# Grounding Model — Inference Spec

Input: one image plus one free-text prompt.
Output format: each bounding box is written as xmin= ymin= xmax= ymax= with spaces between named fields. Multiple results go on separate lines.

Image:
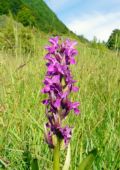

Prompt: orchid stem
xmin=53 ymin=138 xmax=60 ymax=170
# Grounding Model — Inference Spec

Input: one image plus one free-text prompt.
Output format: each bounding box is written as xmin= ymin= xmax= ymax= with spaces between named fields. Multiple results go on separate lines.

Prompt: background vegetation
xmin=0 ymin=0 xmax=120 ymax=169
xmin=1 ymin=31 xmax=120 ymax=169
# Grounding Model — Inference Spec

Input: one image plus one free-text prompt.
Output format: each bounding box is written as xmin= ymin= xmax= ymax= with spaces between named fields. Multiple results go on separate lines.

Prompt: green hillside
xmin=0 ymin=0 xmax=69 ymax=34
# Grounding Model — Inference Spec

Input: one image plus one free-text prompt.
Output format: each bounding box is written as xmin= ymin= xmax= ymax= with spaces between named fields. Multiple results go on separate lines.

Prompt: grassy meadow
xmin=0 ymin=27 xmax=120 ymax=170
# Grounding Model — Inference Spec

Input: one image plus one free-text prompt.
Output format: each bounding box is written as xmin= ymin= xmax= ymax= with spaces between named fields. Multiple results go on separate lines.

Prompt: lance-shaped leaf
xmin=23 ymin=144 xmax=31 ymax=170
xmin=78 ymin=149 xmax=97 ymax=170
xmin=63 ymin=144 xmax=71 ymax=170
xmin=31 ymin=158 xmax=39 ymax=170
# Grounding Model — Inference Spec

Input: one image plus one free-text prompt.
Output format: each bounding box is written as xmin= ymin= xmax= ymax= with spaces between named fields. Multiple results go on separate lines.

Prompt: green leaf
xmin=62 ymin=144 xmax=71 ymax=170
xmin=78 ymin=149 xmax=97 ymax=170
xmin=31 ymin=158 xmax=39 ymax=170
xmin=23 ymin=145 xmax=31 ymax=170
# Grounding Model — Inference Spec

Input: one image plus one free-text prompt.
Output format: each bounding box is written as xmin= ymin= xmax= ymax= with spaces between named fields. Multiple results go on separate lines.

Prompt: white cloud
xmin=67 ymin=12 xmax=120 ymax=41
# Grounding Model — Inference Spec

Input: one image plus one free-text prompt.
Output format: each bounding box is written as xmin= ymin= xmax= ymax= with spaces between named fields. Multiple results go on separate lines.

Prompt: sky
xmin=45 ymin=0 xmax=120 ymax=41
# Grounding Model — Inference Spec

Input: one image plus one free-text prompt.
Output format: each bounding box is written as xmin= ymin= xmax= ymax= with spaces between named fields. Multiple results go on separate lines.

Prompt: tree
xmin=78 ymin=35 xmax=89 ymax=44
xmin=107 ymin=29 xmax=120 ymax=51
xmin=17 ymin=6 xmax=36 ymax=27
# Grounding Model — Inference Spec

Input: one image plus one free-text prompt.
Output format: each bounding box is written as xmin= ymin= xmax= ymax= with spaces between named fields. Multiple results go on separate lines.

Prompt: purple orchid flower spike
xmin=42 ymin=36 xmax=80 ymax=149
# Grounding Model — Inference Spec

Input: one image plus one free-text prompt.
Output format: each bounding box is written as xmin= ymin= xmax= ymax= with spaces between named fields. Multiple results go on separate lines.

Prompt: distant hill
xmin=0 ymin=0 xmax=112 ymax=51
xmin=0 ymin=0 xmax=69 ymax=34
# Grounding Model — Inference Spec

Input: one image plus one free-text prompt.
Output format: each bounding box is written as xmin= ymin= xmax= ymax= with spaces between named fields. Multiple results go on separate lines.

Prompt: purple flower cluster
xmin=42 ymin=37 xmax=80 ymax=148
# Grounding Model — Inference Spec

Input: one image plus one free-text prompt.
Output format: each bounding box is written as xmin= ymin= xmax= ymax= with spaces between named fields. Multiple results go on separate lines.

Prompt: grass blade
xmin=78 ymin=149 xmax=97 ymax=170
xmin=62 ymin=144 xmax=71 ymax=170
xmin=0 ymin=157 xmax=10 ymax=169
